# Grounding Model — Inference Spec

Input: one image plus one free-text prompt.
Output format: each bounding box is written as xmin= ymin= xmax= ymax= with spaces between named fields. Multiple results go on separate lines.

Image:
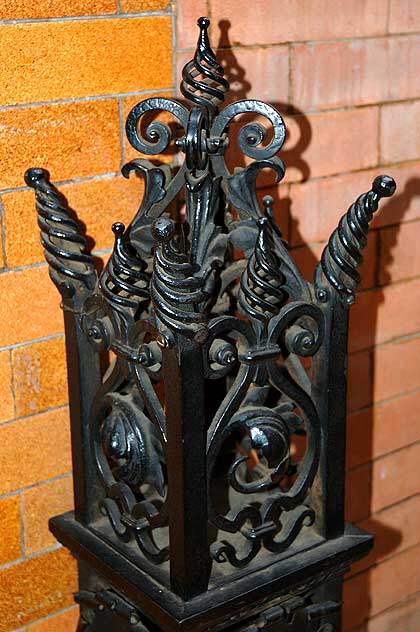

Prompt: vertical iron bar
xmin=312 ymin=296 xmax=348 ymax=539
xmin=163 ymin=334 xmax=211 ymax=600
xmin=62 ymin=301 xmax=102 ymax=525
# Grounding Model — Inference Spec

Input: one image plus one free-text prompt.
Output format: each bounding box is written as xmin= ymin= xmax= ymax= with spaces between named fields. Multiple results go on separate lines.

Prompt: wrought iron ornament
xmin=25 ymin=16 xmax=395 ymax=632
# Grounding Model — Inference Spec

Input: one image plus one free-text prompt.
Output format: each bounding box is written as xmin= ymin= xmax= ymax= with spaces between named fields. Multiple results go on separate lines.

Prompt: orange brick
xmin=348 ymin=351 xmax=372 ymax=412
xmin=0 ymin=100 xmax=120 ymax=190
xmin=347 ymin=389 xmax=420 ymax=469
xmin=12 ymin=337 xmax=67 ymax=418
xmin=2 ymin=174 xmax=145 ymax=267
xmin=0 ymin=350 xmax=14 ymax=423
xmin=380 ymin=100 xmax=420 ymax=164
xmin=212 ymin=0 xmax=387 ymax=46
xmin=23 ymin=476 xmax=74 ymax=554
xmin=344 ymin=545 xmax=420 ymax=629
xmin=389 ymin=0 xmax=420 ymax=33
xmin=379 ymin=220 xmax=420 ymax=284
xmin=367 ymin=592 xmax=420 ymax=632
xmin=284 ymin=107 xmax=378 ymax=182
xmin=0 ymin=267 xmax=63 ymax=347
xmin=176 ymin=0 xmax=208 ymax=49
xmin=121 ymin=0 xmax=170 ymax=10
xmin=1 ymin=17 xmax=172 ymax=107
xmin=0 ymin=495 xmax=21 ymax=565
xmin=351 ymin=494 xmax=420 ymax=576
xmin=349 ymin=278 xmax=420 ymax=354
xmin=27 ymin=607 xmax=80 ymax=632
xmin=292 ymin=37 xmax=420 ymax=111
xmin=0 ymin=0 xmax=115 ymax=19
xmin=373 ymin=336 xmax=420 ymax=402
xmin=0 ymin=407 xmax=71 ymax=494
xmin=0 ymin=547 xmax=77 ymax=630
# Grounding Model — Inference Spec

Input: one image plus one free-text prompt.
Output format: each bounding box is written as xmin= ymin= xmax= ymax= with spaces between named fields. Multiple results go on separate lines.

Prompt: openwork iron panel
xmin=25 ymin=16 xmax=395 ymax=613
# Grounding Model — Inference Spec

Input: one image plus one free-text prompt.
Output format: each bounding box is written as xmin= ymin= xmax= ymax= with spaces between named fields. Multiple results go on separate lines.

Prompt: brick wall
xmin=1 ymin=0 xmax=420 ymax=630
xmin=0 ymin=1 xmax=173 ymax=630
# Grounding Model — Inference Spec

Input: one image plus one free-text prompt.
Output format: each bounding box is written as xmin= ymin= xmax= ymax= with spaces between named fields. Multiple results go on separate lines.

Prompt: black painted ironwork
xmin=25 ymin=16 xmax=396 ymax=632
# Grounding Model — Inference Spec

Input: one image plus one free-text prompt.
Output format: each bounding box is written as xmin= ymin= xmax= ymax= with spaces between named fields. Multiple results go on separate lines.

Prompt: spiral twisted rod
xmin=321 ymin=175 xmax=396 ymax=304
xmin=150 ymin=217 xmax=207 ymax=334
xmin=24 ymin=168 xmax=96 ymax=293
xmin=99 ymin=222 xmax=149 ymax=311
xmin=239 ymin=213 xmax=287 ymax=323
xmin=181 ymin=17 xmax=229 ymax=113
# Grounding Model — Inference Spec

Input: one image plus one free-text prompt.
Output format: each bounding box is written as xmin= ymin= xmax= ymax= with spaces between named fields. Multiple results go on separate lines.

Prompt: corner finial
xmin=180 ymin=16 xmax=229 ymax=114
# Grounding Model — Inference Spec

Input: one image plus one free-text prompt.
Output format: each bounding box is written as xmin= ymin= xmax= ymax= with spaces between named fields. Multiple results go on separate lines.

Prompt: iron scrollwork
xmin=26 ymin=14 xmax=396 ymax=582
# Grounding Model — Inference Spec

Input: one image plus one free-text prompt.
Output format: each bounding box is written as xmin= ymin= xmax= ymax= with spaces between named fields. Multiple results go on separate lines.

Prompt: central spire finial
xmin=180 ymin=16 xmax=229 ymax=114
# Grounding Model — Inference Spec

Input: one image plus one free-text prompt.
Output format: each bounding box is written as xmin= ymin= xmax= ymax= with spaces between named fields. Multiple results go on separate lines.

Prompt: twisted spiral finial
xmin=99 ymin=222 xmax=150 ymax=312
xmin=150 ymin=217 xmax=207 ymax=335
xmin=320 ymin=175 xmax=396 ymax=305
xmin=24 ymin=168 xmax=96 ymax=296
xmin=239 ymin=213 xmax=287 ymax=323
xmin=181 ymin=17 xmax=229 ymax=113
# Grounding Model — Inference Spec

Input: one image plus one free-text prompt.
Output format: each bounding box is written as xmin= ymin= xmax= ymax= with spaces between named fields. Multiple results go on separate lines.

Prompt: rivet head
xmin=316 ymin=288 xmax=328 ymax=303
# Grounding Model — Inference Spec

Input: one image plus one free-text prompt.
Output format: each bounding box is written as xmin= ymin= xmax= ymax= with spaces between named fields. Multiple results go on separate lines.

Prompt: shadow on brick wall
xmin=216 ymin=17 xmax=420 ymax=631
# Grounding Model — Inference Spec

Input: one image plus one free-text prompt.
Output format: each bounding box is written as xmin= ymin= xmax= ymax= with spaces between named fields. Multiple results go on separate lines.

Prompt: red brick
xmin=389 ymin=0 xmax=420 ymax=34
xmin=380 ymin=100 xmax=420 ymax=164
xmin=344 ymin=545 xmax=420 ymax=628
xmin=0 ymin=18 xmax=172 ymax=107
xmin=291 ymin=233 xmax=376 ymax=290
xmin=0 ymin=100 xmax=120 ymax=190
xmin=367 ymin=592 xmax=420 ymax=632
xmin=290 ymin=163 xmax=420 ymax=245
xmin=293 ymin=36 xmax=420 ymax=112
xmin=379 ymin=220 xmax=420 ymax=284
xmin=351 ymin=494 xmax=420 ymax=576
xmin=373 ymin=336 xmax=420 ymax=402
xmin=176 ymin=0 xmax=208 ymax=49
xmin=292 ymin=39 xmax=384 ymax=111
xmin=348 ymin=351 xmax=372 ymax=412
xmin=343 ymin=571 xmax=370 ymax=630
xmin=284 ymin=108 xmax=378 ymax=182
xmin=0 ymin=267 xmax=63 ymax=347
xmin=346 ymin=463 xmax=372 ymax=523
xmin=347 ymin=389 xmax=420 ymax=469
xmin=349 ymin=278 xmax=420 ymax=354
xmin=211 ymin=0 xmax=387 ymax=46
xmin=371 ymin=442 xmax=420 ymax=513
